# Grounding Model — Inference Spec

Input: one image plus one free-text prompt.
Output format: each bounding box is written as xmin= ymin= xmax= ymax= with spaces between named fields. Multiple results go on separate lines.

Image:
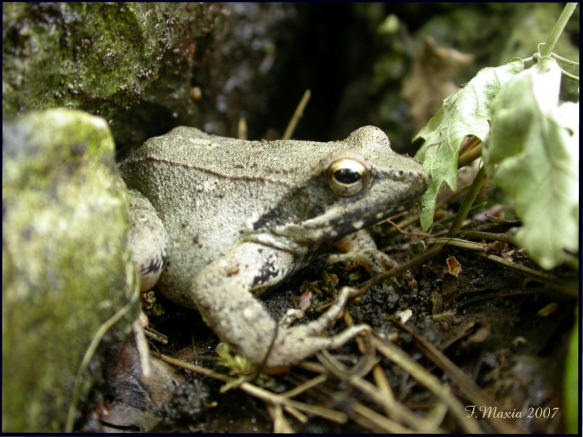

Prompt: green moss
xmin=2 ymin=3 xmax=221 ymax=120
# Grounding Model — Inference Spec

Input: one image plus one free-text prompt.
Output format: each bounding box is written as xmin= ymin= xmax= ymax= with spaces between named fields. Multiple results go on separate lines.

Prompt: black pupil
xmin=334 ymin=168 xmax=361 ymax=184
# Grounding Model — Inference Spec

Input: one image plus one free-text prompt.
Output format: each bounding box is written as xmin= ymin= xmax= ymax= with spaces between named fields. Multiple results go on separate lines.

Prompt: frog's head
xmin=249 ymin=126 xmax=428 ymax=253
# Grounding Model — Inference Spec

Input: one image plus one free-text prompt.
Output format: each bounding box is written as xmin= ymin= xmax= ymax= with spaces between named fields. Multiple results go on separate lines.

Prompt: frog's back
xmin=123 ymin=126 xmax=355 ymax=180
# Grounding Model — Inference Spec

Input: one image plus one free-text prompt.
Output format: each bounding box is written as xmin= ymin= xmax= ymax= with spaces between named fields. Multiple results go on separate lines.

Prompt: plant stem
xmin=540 ymin=3 xmax=578 ymax=58
xmin=447 ymin=165 xmax=487 ymax=238
xmin=283 ymin=89 xmax=311 ymax=140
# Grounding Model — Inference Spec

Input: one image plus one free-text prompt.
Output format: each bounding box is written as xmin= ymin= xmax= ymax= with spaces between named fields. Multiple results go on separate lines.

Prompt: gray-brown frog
xmin=119 ymin=126 xmax=427 ymax=368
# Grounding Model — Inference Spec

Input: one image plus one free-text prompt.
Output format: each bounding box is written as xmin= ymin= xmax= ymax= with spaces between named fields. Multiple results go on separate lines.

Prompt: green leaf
xmin=486 ymin=58 xmax=579 ymax=269
xmin=563 ymin=313 xmax=578 ymax=434
xmin=414 ymin=59 xmax=524 ymax=230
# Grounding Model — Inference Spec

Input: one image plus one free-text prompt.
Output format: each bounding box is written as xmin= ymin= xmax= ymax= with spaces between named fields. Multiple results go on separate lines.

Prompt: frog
xmin=119 ymin=126 xmax=427 ymax=368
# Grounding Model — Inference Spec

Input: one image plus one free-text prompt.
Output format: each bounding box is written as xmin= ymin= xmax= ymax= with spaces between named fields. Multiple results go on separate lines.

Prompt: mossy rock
xmin=2 ymin=108 xmax=141 ymax=432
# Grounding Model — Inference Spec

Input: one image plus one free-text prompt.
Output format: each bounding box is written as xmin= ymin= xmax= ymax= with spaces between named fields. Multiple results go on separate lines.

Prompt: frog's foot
xmin=328 ymin=230 xmax=418 ymax=290
xmin=264 ymin=286 xmax=370 ymax=368
xmin=328 ymin=230 xmax=397 ymax=274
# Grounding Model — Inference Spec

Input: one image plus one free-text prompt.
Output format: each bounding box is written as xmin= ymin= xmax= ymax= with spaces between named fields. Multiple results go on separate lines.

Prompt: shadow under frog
xmin=119 ymin=126 xmax=427 ymax=368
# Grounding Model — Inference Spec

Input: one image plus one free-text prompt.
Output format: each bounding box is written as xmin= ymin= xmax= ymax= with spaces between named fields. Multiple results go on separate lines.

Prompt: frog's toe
xmin=266 ymin=324 xmax=370 ymax=368
xmin=328 ymin=230 xmax=398 ymax=274
xmin=263 ymin=286 xmax=372 ymax=367
xmin=328 ymin=248 xmax=396 ymax=274
xmin=279 ymin=309 xmax=304 ymax=328
xmin=294 ymin=286 xmax=365 ymax=337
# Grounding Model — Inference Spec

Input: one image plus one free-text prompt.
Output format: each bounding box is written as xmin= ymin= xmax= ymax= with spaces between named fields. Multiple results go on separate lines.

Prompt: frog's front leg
xmin=192 ymin=242 xmax=369 ymax=368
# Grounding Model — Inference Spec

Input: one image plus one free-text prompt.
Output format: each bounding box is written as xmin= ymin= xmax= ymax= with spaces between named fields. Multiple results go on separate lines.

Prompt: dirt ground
xmin=81 ymin=203 xmax=577 ymax=433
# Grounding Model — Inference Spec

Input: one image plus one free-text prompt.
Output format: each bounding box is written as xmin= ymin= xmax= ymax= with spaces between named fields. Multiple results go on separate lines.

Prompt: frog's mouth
xmin=241 ymin=199 xmax=416 ymax=256
xmin=291 ymin=196 xmax=420 ymax=244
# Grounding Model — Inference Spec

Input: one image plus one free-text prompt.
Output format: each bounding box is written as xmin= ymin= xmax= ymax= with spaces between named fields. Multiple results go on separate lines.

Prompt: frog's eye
xmin=327 ymin=158 xmax=368 ymax=197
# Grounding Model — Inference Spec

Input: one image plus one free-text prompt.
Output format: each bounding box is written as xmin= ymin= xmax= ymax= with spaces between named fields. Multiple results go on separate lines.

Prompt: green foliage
xmin=413 ymin=3 xmax=579 ymax=270
xmin=486 ymin=58 xmax=579 ymax=269
xmin=413 ymin=59 xmax=524 ymax=229
xmin=215 ymin=342 xmax=258 ymax=378
xmin=563 ymin=313 xmax=579 ymax=433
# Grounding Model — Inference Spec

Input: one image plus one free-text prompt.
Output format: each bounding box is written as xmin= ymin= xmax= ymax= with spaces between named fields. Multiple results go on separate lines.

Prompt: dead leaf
xmin=402 ymin=37 xmax=474 ymax=131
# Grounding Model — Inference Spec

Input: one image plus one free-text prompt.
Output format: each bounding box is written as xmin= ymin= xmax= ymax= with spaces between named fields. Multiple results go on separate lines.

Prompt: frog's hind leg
xmin=127 ymin=189 xmax=167 ymax=293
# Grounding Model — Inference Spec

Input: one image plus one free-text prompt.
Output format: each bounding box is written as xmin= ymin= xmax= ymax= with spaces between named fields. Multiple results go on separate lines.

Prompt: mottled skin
xmin=119 ymin=126 xmax=427 ymax=367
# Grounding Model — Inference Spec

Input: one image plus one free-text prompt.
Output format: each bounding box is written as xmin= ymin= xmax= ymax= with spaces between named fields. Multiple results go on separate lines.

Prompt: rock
xmin=2 ymin=108 xmax=141 ymax=432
